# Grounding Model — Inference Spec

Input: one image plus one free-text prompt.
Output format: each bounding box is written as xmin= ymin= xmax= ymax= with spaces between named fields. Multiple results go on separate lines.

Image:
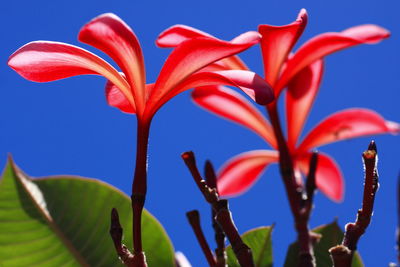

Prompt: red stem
xmin=267 ymin=102 xmax=302 ymax=215
xmin=131 ymin=120 xmax=151 ymax=266
xmin=267 ymin=102 xmax=315 ymax=267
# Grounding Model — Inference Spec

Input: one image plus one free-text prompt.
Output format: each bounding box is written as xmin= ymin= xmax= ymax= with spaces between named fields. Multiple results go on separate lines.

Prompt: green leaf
xmin=226 ymin=226 xmax=273 ymax=267
xmin=284 ymin=221 xmax=364 ymax=267
xmin=0 ymin=159 xmax=175 ymax=267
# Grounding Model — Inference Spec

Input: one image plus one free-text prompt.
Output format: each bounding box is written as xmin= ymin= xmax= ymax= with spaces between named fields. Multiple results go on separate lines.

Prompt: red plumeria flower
xmin=7 ymin=14 xmax=276 ymax=258
xmin=193 ymin=63 xmax=399 ymax=201
xmin=7 ymin=12 xmax=275 ymax=201
xmin=155 ymin=9 xmax=397 ymax=202
xmin=156 ymin=9 xmax=390 ymax=98
xmin=8 ymin=13 xmax=274 ymax=126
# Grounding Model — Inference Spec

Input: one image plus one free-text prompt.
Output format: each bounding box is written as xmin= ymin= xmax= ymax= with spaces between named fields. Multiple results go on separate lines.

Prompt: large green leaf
xmin=226 ymin=226 xmax=273 ymax=267
xmin=0 ymin=159 xmax=175 ymax=267
xmin=284 ymin=221 xmax=364 ymax=267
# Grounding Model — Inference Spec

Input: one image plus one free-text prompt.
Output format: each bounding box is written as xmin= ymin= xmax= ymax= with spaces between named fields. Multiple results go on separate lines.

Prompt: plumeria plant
xmin=7 ymin=13 xmax=274 ymax=267
xmin=156 ymin=9 xmax=398 ymax=265
xmin=1 ymin=9 xmax=398 ymax=267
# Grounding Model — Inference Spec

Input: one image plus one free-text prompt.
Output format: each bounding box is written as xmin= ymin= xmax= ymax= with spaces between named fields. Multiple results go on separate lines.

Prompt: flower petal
xmin=286 ymin=60 xmax=324 ymax=150
xmin=105 ymin=73 xmax=136 ymax=114
xmin=148 ymin=27 xmax=263 ymax=112
xmin=298 ymin=108 xmax=400 ymax=153
xmin=78 ymin=13 xmax=146 ymax=113
xmin=8 ymin=41 xmax=134 ymax=106
xmin=192 ymin=85 xmax=277 ymax=148
xmin=156 ymin=24 xmax=214 ymax=47
xmin=258 ymin=9 xmax=308 ymax=87
xmin=296 ymin=152 xmax=344 ymax=202
xmin=156 ymin=24 xmax=249 ymax=71
xmin=146 ymin=70 xmax=274 ymax=117
xmin=277 ymin=24 xmax=390 ymax=93
xmin=151 ymin=34 xmax=261 ymax=109
xmin=217 ymin=150 xmax=279 ymax=197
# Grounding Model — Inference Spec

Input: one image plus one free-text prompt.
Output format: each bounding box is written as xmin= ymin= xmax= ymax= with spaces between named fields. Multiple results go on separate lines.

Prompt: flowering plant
xmin=1 ymin=9 xmax=398 ymax=267
xmin=156 ymin=9 xmax=397 ymax=200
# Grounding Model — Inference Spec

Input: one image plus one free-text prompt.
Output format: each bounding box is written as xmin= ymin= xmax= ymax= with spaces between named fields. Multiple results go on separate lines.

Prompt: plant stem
xmin=330 ymin=141 xmax=379 ymax=267
xmin=205 ymin=161 xmax=227 ymax=267
xmin=131 ymin=120 xmax=151 ymax=267
xmin=187 ymin=210 xmax=217 ymax=267
xmin=305 ymin=152 xmax=318 ymax=212
xmin=110 ymin=208 xmax=135 ymax=266
xmin=267 ymin=102 xmax=302 ymax=216
xmin=182 ymin=152 xmax=254 ymax=267
xmin=267 ymin=102 xmax=315 ymax=267
xmin=342 ymin=141 xmax=378 ymax=249
xmin=215 ymin=200 xmax=254 ymax=267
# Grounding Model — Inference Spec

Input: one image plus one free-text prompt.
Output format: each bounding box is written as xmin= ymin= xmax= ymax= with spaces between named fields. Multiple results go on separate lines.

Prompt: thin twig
xmin=186 ymin=210 xmax=216 ymax=267
xmin=330 ymin=141 xmax=379 ymax=266
xmin=110 ymin=208 xmax=135 ymax=267
xmin=182 ymin=151 xmax=254 ymax=267
xmin=205 ymin=161 xmax=227 ymax=267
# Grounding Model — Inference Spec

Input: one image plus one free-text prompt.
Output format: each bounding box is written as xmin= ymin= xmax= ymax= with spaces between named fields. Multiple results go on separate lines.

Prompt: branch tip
xmin=331 ymin=142 xmax=379 ymax=266
xmin=184 ymin=155 xmax=253 ymax=266
xmin=110 ymin=208 xmax=123 ymax=243
xmin=109 ymin=208 xmax=137 ymax=266
xmin=186 ymin=210 xmax=200 ymax=224
xmin=111 ymin=208 xmax=120 ymax=224
xmin=181 ymin=151 xmax=195 ymax=162
xmin=186 ymin=210 xmax=216 ymax=266
xmin=368 ymin=140 xmax=377 ymax=153
xmin=205 ymin=160 xmax=217 ymax=189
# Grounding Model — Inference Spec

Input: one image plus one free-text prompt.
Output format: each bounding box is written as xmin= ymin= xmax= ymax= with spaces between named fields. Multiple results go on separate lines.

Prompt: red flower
xmin=8 ymin=13 xmax=274 ymax=124
xmin=156 ymin=9 xmax=397 ymax=201
xmin=7 ymin=12 xmax=276 ymax=198
xmin=7 ymin=13 xmax=276 ymax=261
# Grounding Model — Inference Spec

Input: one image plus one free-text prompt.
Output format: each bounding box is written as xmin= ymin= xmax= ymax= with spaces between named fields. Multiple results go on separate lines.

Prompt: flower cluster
xmin=156 ymin=9 xmax=398 ymax=201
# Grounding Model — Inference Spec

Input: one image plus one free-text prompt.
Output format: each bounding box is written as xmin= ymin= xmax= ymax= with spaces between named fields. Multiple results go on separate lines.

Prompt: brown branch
xmin=215 ymin=200 xmax=254 ymax=267
xmin=295 ymin=151 xmax=319 ymax=267
xmin=182 ymin=151 xmax=254 ymax=267
xmin=329 ymin=245 xmax=352 ymax=267
xmin=267 ymin=103 xmax=302 ymax=217
xmin=110 ymin=208 xmax=135 ymax=266
xmin=205 ymin=161 xmax=227 ymax=267
xmin=330 ymin=141 xmax=379 ymax=267
xmin=304 ymin=151 xmax=318 ymax=213
xmin=186 ymin=210 xmax=216 ymax=267
xmin=267 ymin=103 xmax=315 ymax=267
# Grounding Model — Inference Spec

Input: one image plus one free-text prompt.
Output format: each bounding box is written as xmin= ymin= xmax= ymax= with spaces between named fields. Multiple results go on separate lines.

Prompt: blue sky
xmin=2 ymin=0 xmax=399 ymax=265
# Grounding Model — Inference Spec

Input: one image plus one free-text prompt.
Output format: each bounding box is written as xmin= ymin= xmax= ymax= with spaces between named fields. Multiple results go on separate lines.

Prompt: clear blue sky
xmin=2 ymin=0 xmax=399 ymax=265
